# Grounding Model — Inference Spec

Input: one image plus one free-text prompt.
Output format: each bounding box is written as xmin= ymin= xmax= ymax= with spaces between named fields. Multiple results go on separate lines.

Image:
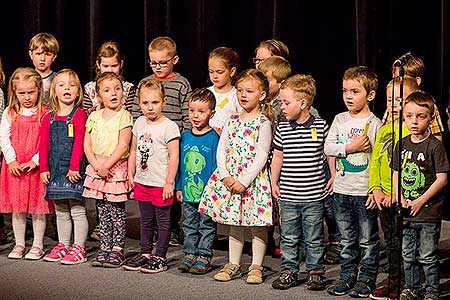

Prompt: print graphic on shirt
xmin=183 ymin=146 xmax=206 ymax=201
xmin=402 ymin=161 xmax=425 ymax=200
xmin=218 ymin=98 xmax=229 ymax=109
xmin=336 ymin=132 xmax=369 ymax=176
xmin=380 ymin=133 xmax=394 ymax=161
xmin=138 ymin=133 xmax=154 ymax=171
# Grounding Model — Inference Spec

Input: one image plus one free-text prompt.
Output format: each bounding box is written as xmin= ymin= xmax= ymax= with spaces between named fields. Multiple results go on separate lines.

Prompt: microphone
xmin=393 ymin=52 xmax=413 ymax=67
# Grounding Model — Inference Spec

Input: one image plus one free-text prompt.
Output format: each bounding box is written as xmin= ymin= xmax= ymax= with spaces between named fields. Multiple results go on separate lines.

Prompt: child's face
xmin=54 ymin=73 xmax=79 ymax=107
xmin=280 ymin=88 xmax=307 ymax=121
xmin=403 ymin=102 xmax=432 ymax=137
xmin=189 ymin=100 xmax=213 ymax=132
xmin=265 ymin=71 xmax=280 ymax=100
xmin=97 ymin=78 xmax=123 ymax=111
xmin=149 ymin=49 xmax=178 ymax=78
xmin=139 ymin=87 xmax=165 ymax=122
xmin=97 ymin=55 xmax=122 ymax=75
xmin=208 ymin=57 xmax=235 ymax=90
xmin=254 ymin=47 xmax=271 ymax=69
xmin=342 ymin=79 xmax=373 ymax=115
xmin=15 ymin=80 xmax=39 ymax=109
xmin=28 ymin=46 xmax=56 ymax=74
xmin=236 ymin=78 xmax=266 ymax=113
xmin=386 ymin=84 xmax=414 ymax=121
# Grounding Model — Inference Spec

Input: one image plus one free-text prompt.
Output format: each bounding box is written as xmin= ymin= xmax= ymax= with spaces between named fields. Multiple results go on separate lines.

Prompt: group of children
xmin=0 ymin=32 xmax=448 ymax=300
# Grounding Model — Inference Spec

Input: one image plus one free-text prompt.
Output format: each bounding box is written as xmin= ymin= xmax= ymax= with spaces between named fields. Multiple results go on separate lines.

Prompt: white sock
xmin=229 ymin=226 xmax=245 ymax=265
xmin=12 ymin=213 xmax=26 ymax=247
xmin=31 ymin=214 xmax=46 ymax=249
xmin=251 ymin=227 xmax=267 ymax=266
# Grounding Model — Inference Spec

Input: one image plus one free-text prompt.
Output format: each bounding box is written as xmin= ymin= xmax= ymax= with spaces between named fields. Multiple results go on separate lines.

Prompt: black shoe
xmin=141 ymin=256 xmax=168 ymax=274
xmin=169 ymin=233 xmax=180 ymax=246
xmin=306 ymin=272 xmax=327 ymax=291
xmin=349 ymin=280 xmax=375 ymax=298
xmin=123 ymin=254 xmax=151 ymax=271
xmin=272 ymin=271 xmax=300 ymax=290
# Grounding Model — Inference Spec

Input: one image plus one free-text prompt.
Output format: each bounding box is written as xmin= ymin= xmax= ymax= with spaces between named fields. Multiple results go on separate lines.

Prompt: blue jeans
xmin=403 ymin=221 xmax=441 ymax=295
xmin=280 ymin=201 xmax=325 ymax=273
xmin=334 ymin=193 xmax=379 ymax=283
xmin=182 ymin=202 xmax=215 ymax=258
xmin=323 ymin=162 xmax=340 ymax=243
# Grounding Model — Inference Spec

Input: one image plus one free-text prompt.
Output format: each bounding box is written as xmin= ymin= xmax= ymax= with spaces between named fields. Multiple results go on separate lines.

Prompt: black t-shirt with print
xmin=391 ymin=134 xmax=450 ymax=223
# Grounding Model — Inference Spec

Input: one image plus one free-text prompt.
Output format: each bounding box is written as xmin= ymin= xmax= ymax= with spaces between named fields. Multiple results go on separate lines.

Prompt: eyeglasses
xmin=253 ymin=57 xmax=265 ymax=65
xmin=149 ymin=54 xmax=177 ymax=68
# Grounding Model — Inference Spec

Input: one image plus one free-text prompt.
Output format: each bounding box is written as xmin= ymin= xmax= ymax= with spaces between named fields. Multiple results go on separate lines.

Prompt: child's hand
xmin=40 ymin=172 xmax=50 ymax=184
xmin=400 ymin=195 xmax=408 ymax=209
xmin=372 ymin=189 xmax=385 ymax=210
xmin=230 ymin=181 xmax=246 ymax=194
xmin=325 ymin=175 xmax=335 ymax=195
xmin=97 ymin=166 xmax=110 ymax=178
xmin=408 ymin=197 xmax=425 ymax=216
xmin=163 ymin=183 xmax=174 ymax=200
xmin=222 ymin=177 xmax=236 ymax=191
xmin=347 ymin=135 xmax=371 ymax=153
xmin=20 ymin=160 xmax=37 ymax=172
xmin=382 ymin=195 xmax=394 ymax=207
xmin=67 ymin=170 xmax=82 ymax=183
xmin=271 ymin=183 xmax=281 ymax=200
xmin=128 ymin=176 xmax=135 ymax=189
xmin=8 ymin=160 xmax=21 ymax=176
xmin=365 ymin=194 xmax=378 ymax=210
xmin=176 ymin=190 xmax=183 ymax=202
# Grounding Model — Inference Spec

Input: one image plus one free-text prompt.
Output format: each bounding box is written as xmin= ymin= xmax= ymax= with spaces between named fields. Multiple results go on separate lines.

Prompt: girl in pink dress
xmin=0 ymin=67 xmax=54 ymax=260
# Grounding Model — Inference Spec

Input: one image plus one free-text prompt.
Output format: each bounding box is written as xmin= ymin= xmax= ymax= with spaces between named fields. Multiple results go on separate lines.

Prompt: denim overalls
xmin=45 ymin=107 xmax=86 ymax=200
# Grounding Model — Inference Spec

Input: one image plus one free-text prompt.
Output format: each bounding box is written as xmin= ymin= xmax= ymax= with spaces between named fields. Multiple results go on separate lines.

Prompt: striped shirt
xmin=135 ymin=73 xmax=192 ymax=132
xmin=273 ymin=115 xmax=329 ymax=202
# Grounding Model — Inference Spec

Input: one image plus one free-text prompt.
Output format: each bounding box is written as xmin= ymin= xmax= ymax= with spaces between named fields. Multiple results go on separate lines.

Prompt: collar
xmin=290 ymin=115 xmax=315 ymax=129
xmin=154 ymin=72 xmax=177 ymax=81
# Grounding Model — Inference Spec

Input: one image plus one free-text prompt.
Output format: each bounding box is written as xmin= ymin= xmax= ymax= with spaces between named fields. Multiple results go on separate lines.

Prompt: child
xmin=0 ymin=57 xmax=6 ymax=245
xmin=136 ymin=36 xmax=192 ymax=246
xmin=175 ymin=88 xmax=219 ymax=274
xmin=383 ymin=55 xmax=444 ymax=141
xmin=368 ymin=76 xmax=418 ymax=299
xmin=28 ymin=32 xmax=59 ymax=105
xmin=83 ymin=41 xmax=138 ymax=119
xmin=325 ymin=66 xmax=382 ymax=297
xmin=124 ymin=79 xmax=180 ymax=273
xmin=207 ymin=47 xmax=240 ymax=134
xmin=392 ymin=91 xmax=449 ymax=300
xmin=199 ymin=69 xmax=273 ymax=285
xmin=271 ymin=74 xmax=329 ymax=291
xmin=39 ymin=69 xmax=89 ymax=264
xmin=0 ymin=67 xmax=54 ymax=260
xmin=83 ymin=72 xmax=133 ymax=268
xmin=253 ymin=39 xmax=289 ymax=69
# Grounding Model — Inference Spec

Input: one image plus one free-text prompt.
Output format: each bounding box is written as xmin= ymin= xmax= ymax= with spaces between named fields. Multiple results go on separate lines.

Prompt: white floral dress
xmin=199 ymin=114 xmax=272 ymax=226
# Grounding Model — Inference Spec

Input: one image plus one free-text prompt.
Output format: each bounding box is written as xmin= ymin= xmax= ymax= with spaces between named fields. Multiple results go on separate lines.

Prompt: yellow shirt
xmin=86 ymin=108 xmax=133 ymax=158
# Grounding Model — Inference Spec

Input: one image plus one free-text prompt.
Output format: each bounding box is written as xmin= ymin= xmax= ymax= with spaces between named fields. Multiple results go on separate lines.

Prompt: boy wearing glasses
xmin=135 ymin=36 xmax=192 ymax=247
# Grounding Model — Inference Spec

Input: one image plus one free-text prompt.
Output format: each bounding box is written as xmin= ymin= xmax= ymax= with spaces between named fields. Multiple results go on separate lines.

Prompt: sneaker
xmin=123 ymin=254 xmax=151 ymax=271
xmin=177 ymin=254 xmax=196 ymax=272
xmin=8 ymin=244 xmax=26 ymax=259
xmin=190 ymin=256 xmax=213 ymax=275
xmin=169 ymin=232 xmax=180 ymax=246
xmin=423 ymin=292 xmax=440 ymax=300
xmin=91 ymin=249 xmax=110 ymax=267
xmin=327 ymin=276 xmax=356 ymax=296
xmin=349 ymin=280 xmax=375 ymax=298
xmin=400 ymin=289 xmax=421 ymax=300
xmin=370 ymin=279 xmax=399 ymax=299
xmin=44 ymin=243 xmax=68 ymax=262
xmin=246 ymin=264 xmax=263 ymax=284
xmin=140 ymin=256 xmax=168 ymax=274
xmin=61 ymin=244 xmax=87 ymax=265
xmin=324 ymin=242 xmax=342 ymax=264
xmin=213 ymin=263 xmax=241 ymax=282
xmin=306 ymin=271 xmax=327 ymax=291
xmin=90 ymin=225 xmax=101 ymax=241
xmin=103 ymin=249 xmax=124 ymax=268
xmin=272 ymin=270 xmax=300 ymax=290
xmin=24 ymin=246 xmax=45 ymax=260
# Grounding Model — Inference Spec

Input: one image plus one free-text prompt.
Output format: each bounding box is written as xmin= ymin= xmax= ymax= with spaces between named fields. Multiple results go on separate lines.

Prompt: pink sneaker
xmin=61 ymin=244 xmax=87 ymax=265
xmin=44 ymin=243 xmax=68 ymax=262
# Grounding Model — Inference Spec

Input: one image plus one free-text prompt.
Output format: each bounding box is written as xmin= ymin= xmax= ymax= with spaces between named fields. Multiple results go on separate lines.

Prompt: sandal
xmin=8 ymin=244 xmax=26 ymax=259
xmin=24 ymin=246 xmax=45 ymax=260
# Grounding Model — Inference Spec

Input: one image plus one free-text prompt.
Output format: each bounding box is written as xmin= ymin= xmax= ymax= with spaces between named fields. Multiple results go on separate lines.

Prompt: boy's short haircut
xmin=189 ymin=88 xmax=216 ymax=111
xmin=405 ymin=90 xmax=435 ymax=117
xmin=148 ymin=36 xmax=177 ymax=56
xmin=138 ymin=78 xmax=165 ymax=101
xmin=280 ymin=74 xmax=316 ymax=107
xmin=95 ymin=72 xmax=124 ymax=94
xmin=392 ymin=55 xmax=425 ymax=80
xmin=343 ymin=66 xmax=378 ymax=95
xmin=29 ymin=32 xmax=60 ymax=54
xmin=387 ymin=76 xmax=419 ymax=93
xmin=259 ymin=56 xmax=291 ymax=83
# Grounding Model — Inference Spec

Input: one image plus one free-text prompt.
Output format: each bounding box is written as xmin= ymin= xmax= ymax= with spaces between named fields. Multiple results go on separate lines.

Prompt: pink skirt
xmin=83 ymin=156 xmax=130 ymax=202
xmin=133 ymin=182 xmax=173 ymax=207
